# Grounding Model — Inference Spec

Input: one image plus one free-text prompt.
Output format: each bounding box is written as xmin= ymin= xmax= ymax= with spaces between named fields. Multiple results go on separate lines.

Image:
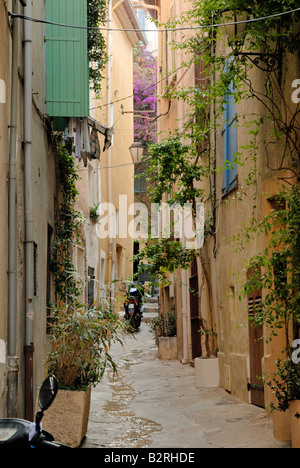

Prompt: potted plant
xmin=150 ymin=312 xmax=177 ymax=360
xmin=268 ymin=358 xmax=300 ymax=448
xmin=243 ymin=187 xmax=300 ymax=447
xmin=43 ymin=300 xmax=128 ymax=448
xmin=89 ymin=203 xmax=100 ymax=222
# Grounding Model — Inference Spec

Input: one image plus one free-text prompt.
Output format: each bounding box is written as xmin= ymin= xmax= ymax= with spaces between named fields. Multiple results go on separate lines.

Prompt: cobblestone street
xmin=82 ymin=323 xmax=290 ymax=449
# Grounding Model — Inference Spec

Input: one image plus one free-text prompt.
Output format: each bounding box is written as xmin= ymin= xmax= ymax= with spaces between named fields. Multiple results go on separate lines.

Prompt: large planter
xmin=158 ymin=336 xmax=178 ymax=360
xmin=272 ymin=409 xmax=291 ymax=442
xmin=37 ymin=386 xmax=91 ymax=448
xmin=195 ymin=357 xmax=219 ymax=388
xmin=290 ymin=400 xmax=300 ymax=448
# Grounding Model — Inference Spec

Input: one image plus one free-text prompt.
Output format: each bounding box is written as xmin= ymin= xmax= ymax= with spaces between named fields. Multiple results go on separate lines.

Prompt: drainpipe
xmin=7 ymin=0 xmax=20 ymax=419
xmin=107 ymin=0 xmax=114 ymax=292
xmin=178 ymin=44 xmax=190 ymax=365
xmin=23 ymin=0 xmax=34 ymax=421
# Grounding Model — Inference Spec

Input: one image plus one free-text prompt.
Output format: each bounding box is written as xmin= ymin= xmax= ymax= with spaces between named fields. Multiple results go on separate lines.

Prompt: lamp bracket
xmin=234 ymin=51 xmax=281 ymax=73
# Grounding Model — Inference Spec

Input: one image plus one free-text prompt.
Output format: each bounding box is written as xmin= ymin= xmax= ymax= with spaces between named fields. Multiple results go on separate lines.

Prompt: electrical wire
xmin=8 ymin=8 xmax=300 ymax=33
xmin=90 ymin=62 xmax=186 ymax=111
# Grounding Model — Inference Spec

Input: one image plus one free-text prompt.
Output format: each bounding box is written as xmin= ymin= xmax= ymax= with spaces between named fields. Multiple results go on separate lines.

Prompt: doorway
xmin=189 ymin=258 xmax=202 ymax=360
xmin=247 ymin=268 xmax=265 ymax=408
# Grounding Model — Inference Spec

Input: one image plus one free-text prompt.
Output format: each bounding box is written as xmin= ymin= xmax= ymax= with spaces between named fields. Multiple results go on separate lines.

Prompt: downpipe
xmin=7 ymin=0 xmax=20 ymax=419
xmin=23 ymin=0 xmax=35 ymax=421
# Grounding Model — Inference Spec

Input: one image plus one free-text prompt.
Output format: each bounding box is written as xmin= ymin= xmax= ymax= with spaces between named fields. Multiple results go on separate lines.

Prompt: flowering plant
xmin=133 ymin=44 xmax=157 ymax=146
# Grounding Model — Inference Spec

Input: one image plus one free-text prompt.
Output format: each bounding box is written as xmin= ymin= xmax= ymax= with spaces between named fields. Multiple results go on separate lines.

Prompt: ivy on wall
xmin=88 ymin=0 xmax=108 ymax=96
xmin=50 ymin=138 xmax=84 ymax=305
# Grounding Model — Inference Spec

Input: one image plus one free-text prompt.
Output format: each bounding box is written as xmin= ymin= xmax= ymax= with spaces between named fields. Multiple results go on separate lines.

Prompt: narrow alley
xmin=81 ymin=322 xmax=289 ymax=449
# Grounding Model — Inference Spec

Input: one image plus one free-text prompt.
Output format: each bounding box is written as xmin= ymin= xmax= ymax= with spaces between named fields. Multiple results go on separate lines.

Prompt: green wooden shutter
xmin=45 ymin=0 xmax=89 ymax=118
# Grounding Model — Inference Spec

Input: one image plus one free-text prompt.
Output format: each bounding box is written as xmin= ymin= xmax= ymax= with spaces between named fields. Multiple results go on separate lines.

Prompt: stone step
xmin=143 ymin=303 xmax=159 ymax=314
xmin=146 ymin=297 xmax=159 ymax=304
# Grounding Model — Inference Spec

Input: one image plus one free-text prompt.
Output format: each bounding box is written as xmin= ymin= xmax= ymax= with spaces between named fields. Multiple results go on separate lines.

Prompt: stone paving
xmin=81 ymin=323 xmax=290 ymax=449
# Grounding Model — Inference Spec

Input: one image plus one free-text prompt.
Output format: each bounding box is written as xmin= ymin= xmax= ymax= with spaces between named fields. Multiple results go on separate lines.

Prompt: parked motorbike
xmin=124 ymin=283 xmax=144 ymax=331
xmin=0 ymin=375 xmax=70 ymax=448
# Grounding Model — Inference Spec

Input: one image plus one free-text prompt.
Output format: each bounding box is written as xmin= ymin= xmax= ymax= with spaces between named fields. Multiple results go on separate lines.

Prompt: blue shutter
xmin=223 ymin=59 xmax=238 ymax=193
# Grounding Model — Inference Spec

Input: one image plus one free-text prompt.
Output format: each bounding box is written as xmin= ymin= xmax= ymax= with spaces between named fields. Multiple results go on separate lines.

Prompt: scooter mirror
xmin=38 ymin=375 xmax=58 ymax=412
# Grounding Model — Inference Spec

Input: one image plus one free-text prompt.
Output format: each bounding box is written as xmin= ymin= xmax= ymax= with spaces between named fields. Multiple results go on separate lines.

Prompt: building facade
xmin=0 ymin=0 xmax=58 ymax=418
xmin=0 ymin=0 xmax=142 ymax=419
xmin=148 ymin=0 xmax=299 ymax=432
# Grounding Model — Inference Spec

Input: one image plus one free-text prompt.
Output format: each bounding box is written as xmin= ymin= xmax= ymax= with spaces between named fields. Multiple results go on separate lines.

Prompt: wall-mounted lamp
xmin=129 ymin=141 xmax=145 ymax=165
xmin=221 ymin=9 xmax=281 ymax=72
xmin=222 ymin=9 xmax=248 ymax=47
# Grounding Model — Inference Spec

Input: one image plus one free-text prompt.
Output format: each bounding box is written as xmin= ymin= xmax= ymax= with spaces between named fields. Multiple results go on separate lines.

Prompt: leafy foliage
xmin=50 ymin=139 xmax=84 ymax=304
xmin=269 ymin=359 xmax=300 ymax=413
xmin=150 ymin=312 xmax=177 ymax=345
xmin=136 ymin=236 xmax=197 ymax=282
xmin=87 ymin=0 xmax=108 ymax=96
xmin=243 ymin=186 xmax=300 ymax=343
xmin=47 ymin=302 xmax=129 ymax=390
xmin=242 ymin=185 xmax=300 ymax=411
xmin=145 ymin=135 xmax=207 ymax=206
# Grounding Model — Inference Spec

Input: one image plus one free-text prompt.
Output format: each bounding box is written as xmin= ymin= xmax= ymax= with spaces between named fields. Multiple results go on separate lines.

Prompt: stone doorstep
xmin=146 ymin=297 xmax=159 ymax=304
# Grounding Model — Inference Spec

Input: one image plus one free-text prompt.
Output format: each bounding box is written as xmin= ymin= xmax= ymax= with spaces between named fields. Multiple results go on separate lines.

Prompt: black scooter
xmin=0 ymin=376 xmax=70 ymax=448
xmin=124 ymin=283 xmax=144 ymax=331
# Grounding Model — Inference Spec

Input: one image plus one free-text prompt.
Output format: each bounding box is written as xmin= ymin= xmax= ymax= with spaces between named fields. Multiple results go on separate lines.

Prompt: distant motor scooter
xmin=124 ymin=283 xmax=144 ymax=331
xmin=0 ymin=376 xmax=71 ymax=448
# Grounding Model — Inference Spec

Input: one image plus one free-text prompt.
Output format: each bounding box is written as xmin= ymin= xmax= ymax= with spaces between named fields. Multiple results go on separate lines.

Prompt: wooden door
xmin=190 ymin=274 xmax=202 ymax=360
xmin=247 ymin=269 xmax=265 ymax=408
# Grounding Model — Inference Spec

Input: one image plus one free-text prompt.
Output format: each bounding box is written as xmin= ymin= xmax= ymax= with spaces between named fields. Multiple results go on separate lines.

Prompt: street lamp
xmin=129 ymin=141 xmax=145 ymax=165
xmin=221 ymin=9 xmax=248 ymax=47
xmin=221 ymin=9 xmax=281 ymax=73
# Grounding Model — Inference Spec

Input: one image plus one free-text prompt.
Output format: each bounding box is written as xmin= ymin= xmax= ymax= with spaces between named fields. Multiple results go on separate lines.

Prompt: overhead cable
xmin=8 ymin=8 xmax=300 ymax=33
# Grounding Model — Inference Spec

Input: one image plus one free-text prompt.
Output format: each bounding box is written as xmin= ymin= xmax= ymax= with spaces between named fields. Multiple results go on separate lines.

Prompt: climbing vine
xmin=135 ymin=1 xmax=299 ymax=362
xmin=88 ymin=0 xmax=108 ymax=96
xmin=50 ymin=138 xmax=84 ymax=305
xmin=137 ymin=0 xmax=300 ymax=274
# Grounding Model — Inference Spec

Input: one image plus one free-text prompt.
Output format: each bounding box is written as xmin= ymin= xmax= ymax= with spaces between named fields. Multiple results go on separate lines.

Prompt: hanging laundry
xmin=75 ymin=118 xmax=82 ymax=160
xmin=81 ymin=118 xmax=91 ymax=166
xmin=90 ymin=127 xmax=101 ymax=160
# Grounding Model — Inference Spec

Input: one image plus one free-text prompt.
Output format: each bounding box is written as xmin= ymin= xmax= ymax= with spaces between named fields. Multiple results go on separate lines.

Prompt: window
xmin=134 ymin=169 xmax=146 ymax=194
xmin=88 ymin=267 xmax=95 ymax=309
xmin=137 ymin=9 xmax=146 ymax=31
xmin=46 ymin=225 xmax=53 ymax=333
xmin=222 ymin=59 xmax=238 ymax=193
xmin=33 ymin=243 xmax=38 ymax=297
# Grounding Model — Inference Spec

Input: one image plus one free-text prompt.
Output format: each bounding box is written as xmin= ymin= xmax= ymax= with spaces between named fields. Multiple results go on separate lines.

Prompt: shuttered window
xmin=45 ymin=0 xmax=89 ymax=118
xmin=222 ymin=58 xmax=238 ymax=193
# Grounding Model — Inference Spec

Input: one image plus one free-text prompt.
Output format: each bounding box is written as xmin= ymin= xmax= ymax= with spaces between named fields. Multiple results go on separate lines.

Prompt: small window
xmin=134 ymin=170 xmax=146 ymax=194
xmin=46 ymin=225 xmax=53 ymax=333
xmin=88 ymin=267 xmax=95 ymax=309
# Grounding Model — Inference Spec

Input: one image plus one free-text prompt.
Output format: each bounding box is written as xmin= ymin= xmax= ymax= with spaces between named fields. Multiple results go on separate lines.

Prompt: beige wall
xmin=88 ymin=3 xmax=139 ymax=308
xmin=157 ymin=0 xmax=197 ymax=364
xmin=0 ymin=0 xmax=57 ymax=417
xmin=202 ymin=41 xmax=299 ymax=405
xmin=156 ymin=0 xmax=299 ymax=414
xmin=0 ymin=0 xmax=11 ymax=416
